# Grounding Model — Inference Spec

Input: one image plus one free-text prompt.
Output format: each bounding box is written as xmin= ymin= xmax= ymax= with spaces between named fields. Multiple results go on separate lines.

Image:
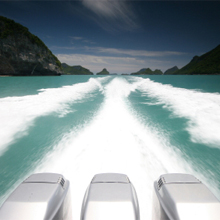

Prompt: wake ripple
xmin=0 ymin=77 xmax=105 ymax=156
xmin=134 ymin=77 xmax=220 ymax=148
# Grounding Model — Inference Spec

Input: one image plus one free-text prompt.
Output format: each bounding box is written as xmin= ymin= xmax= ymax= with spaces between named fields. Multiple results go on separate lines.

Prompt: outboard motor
xmin=1 ymin=172 xmax=220 ymax=220
xmin=0 ymin=173 xmax=71 ymax=220
xmin=152 ymin=173 xmax=220 ymax=220
xmin=80 ymin=173 xmax=140 ymax=220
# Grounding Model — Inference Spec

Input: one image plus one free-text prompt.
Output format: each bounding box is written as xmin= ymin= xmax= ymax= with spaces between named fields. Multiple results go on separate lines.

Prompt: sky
xmin=0 ymin=0 xmax=220 ymax=74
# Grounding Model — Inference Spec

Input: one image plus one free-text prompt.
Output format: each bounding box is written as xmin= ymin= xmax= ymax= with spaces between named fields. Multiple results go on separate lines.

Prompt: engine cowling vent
xmin=157 ymin=177 xmax=165 ymax=190
xmin=58 ymin=177 xmax=66 ymax=188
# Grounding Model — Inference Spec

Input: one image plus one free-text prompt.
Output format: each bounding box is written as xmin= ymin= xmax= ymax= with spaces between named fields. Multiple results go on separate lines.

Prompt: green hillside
xmin=175 ymin=44 xmax=220 ymax=75
xmin=131 ymin=68 xmax=163 ymax=75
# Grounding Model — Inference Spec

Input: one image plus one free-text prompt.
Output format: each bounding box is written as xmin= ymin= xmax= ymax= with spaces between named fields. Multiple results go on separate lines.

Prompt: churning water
xmin=0 ymin=75 xmax=220 ymax=219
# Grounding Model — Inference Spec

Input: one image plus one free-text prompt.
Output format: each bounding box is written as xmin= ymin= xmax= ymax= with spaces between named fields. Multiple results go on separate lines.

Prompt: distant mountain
xmin=96 ymin=68 xmax=109 ymax=75
xmin=61 ymin=63 xmax=93 ymax=75
xmin=131 ymin=68 xmax=163 ymax=75
xmin=174 ymin=44 xmax=220 ymax=75
xmin=0 ymin=16 xmax=62 ymax=76
xmin=139 ymin=68 xmax=150 ymax=74
xmin=164 ymin=66 xmax=179 ymax=75
xmin=154 ymin=69 xmax=163 ymax=75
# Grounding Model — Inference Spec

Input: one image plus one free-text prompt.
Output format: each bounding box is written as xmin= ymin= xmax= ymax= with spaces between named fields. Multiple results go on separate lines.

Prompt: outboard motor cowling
xmin=152 ymin=173 xmax=220 ymax=220
xmin=0 ymin=173 xmax=71 ymax=220
xmin=81 ymin=173 xmax=140 ymax=220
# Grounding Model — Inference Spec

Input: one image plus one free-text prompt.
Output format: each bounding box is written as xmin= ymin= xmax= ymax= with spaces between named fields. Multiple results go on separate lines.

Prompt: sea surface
xmin=0 ymin=75 xmax=220 ymax=219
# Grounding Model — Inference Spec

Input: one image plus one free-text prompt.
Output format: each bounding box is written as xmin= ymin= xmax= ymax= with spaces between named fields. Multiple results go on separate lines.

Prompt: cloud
xmin=81 ymin=0 xmax=139 ymax=31
xmin=51 ymin=46 xmax=76 ymax=50
xmin=54 ymin=45 xmax=188 ymax=73
xmin=84 ymin=46 xmax=187 ymax=57
xmin=57 ymin=53 xmax=141 ymax=73
xmin=69 ymin=36 xmax=96 ymax=45
xmin=52 ymin=45 xmax=187 ymax=58
xmin=71 ymin=36 xmax=83 ymax=40
xmin=82 ymin=0 xmax=127 ymax=18
xmin=57 ymin=53 xmax=139 ymax=65
xmin=56 ymin=53 xmax=175 ymax=74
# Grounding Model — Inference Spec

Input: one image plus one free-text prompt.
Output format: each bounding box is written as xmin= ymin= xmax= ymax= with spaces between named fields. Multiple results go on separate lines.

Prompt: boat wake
xmin=1 ymin=76 xmax=220 ymax=219
xmin=0 ymin=77 xmax=105 ymax=156
xmin=36 ymin=77 xmax=192 ymax=219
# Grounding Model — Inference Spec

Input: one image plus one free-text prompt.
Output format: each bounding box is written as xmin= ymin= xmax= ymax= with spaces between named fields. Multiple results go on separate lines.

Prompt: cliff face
xmin=0 ymin=16 xmax=62 ymax=76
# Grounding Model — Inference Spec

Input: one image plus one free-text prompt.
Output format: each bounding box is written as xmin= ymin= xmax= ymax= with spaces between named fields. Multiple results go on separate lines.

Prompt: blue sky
xmin=1 ymin=0 xmax=220 ymax=74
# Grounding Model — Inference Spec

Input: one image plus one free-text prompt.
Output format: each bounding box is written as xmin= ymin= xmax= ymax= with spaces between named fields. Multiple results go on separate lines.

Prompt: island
xmin=164 ymin=66 xmax=179 ymax=75
xmin=172 ymin=44 xmax=220 ymax=75
xmin=130 ymin=44 xmax=220 ymax=75
xmin=61 ymin=63 xmax=93 ymax=75
xmin=96 ymin=68 xmax=110 ymax=75
xmin=131 ymin=68 xmax=163 ymax=75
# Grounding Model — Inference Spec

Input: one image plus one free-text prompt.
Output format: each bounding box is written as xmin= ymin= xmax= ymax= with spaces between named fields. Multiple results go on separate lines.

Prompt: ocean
xmin=0 ymin=75 xmax=220 ymax=219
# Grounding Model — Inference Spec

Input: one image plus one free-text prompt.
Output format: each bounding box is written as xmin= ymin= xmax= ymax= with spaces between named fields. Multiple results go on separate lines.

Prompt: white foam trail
xmin=134 ymin=77 xmax=220 ymax=148
xmin=0 ymin=77 xmax=105 ymax=156
xmin=36 ymin=77 xmax=191 ymax=220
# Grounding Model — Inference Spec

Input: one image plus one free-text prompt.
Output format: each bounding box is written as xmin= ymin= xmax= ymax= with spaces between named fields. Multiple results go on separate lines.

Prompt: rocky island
xmin=0 ymin=16 xmax=62 ymax=76
xmin=131 ymin=68 xmax=163 ymax=75
xmin=61 ymin=63 xmax=93 ymax=75
xmin=96 ymin=68 xmax=110 ymax=75
xmin=164 ymin=66 xmax=179 ymax=75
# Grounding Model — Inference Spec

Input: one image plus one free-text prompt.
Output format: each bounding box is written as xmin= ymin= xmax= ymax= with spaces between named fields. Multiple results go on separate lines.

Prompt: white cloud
xmin=57 ymin=53 xmax=173 ymax=74
xmin=81 ymin=0 xmax=139 ymax=31
xmin=52 ymin=46 xmax=76 ymax=50
xmin=57 ymin=53 xmax=138 ymax=65
xmin=54 ymin=45 xmax=188 ymax=74
xmin=53 ymin=45 xmax=186 ymax=58
xmin=69 ymin=36 xmax=96 ymax=45
xmin=71 ymin=36 xmax=83 ymax=40
xmin=85 ymin=46 xmax=186 ymax=57
xmin=83 ymin=0 xmax=118 ymax=18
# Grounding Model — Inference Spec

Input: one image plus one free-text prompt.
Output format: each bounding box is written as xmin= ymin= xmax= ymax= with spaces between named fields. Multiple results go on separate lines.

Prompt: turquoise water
xmin=0 ymin=75 xmax=220 ymax=219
